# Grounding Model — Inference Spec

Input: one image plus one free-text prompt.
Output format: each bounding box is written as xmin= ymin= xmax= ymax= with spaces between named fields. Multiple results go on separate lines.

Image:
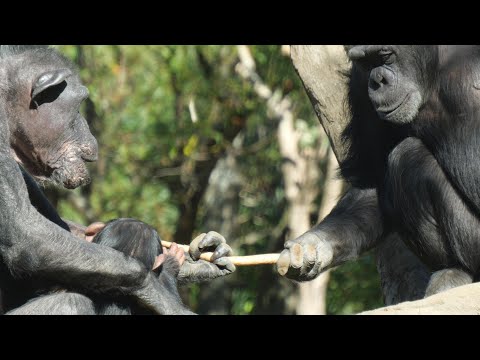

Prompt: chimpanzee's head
xmin=0 ymin=46 xmax=98 ymax=189
xmin=347 ymin=45 xmax=439 ymax=124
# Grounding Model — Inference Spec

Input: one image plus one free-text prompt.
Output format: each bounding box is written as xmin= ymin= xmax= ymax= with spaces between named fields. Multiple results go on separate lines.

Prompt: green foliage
xmin=53 ymin=45 xmax=383 ymax=314
xmin=327 ymin=254 xmax=384 ymax=314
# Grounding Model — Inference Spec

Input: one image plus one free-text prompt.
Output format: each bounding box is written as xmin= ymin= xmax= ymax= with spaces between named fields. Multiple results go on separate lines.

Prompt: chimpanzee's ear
xmin=31 ymin=68 xmax=72 ymax=99
xmin=85 ymin=222 xmax=106 ymax=243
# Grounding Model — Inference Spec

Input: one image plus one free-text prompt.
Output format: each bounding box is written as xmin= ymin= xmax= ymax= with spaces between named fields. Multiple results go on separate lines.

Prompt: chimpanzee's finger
xmin=175 ymin=247 xmax=185 ymax=266
xmin=170 ymin=242 xmax=179 ymax=255
xmin=210 ymin=243 xmax=233 ymax=262
xmin=276 ymin=249 xmax=291 ymax=276
xmin=189 ymin=233 xmax=207 ymax=261
xmin=85 ymin=221 xmax=106 ymax=242
xmin=277 ymin=244 xmax=304 ymax=279
xmin=284 ymin=240 xmax=297 ymax=249
xmin=279 ymin=243 xmax=305 ymax=279
xmin=152 ymin=254 xmax=166 ymax=270
xmin=213 ymin=257 xmax=236 ymax=273
xmin=290 ymin=243 xmax=304 ymax=269
xmin=301 ymin=242 xmax=317 ymax=275
xmin=199 ymin=231 xmax=227 ymax=250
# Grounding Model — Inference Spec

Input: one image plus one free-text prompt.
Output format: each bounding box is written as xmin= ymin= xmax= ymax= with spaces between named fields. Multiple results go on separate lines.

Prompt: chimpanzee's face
xmin=7 ymin=55 xmax=98 ymax=189
xmin=348 ymin=45 xmax=432 ymax=124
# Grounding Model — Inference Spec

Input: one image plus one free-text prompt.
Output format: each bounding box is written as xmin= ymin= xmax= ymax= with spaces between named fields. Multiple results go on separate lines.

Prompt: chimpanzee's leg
xmin=425 ymin=269 xmax=473 ymax=297
xmin=386 ymin=137 xmax=479 ymax=296
xmin=6 ymin=292 xmax=96 ymax=315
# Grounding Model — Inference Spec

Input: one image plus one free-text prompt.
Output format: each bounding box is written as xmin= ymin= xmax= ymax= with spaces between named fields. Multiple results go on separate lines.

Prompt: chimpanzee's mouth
xmin=11 ymin=141 xmax=92 ymax=189
xmin=377 ymin=93 xmax=411 ymax=118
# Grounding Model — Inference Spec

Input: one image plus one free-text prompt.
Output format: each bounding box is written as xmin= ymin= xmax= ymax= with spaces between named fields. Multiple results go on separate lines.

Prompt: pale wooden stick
xmin=161 ymin=240 xmax=279 ymax=266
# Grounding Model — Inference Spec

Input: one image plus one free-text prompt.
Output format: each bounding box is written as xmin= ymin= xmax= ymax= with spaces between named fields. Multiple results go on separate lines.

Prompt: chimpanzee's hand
xmin=153 ymin=242 xmax=186 ymax=279
xmin=135 ymin=244 xmax=194 ymax=315
xmin=276 ymin=231 xmax=334 ymax=281
xmin=177 ymin=231 xmax=236 ymax=284
xmin=133 ymin=271 xmax=196 ymax=315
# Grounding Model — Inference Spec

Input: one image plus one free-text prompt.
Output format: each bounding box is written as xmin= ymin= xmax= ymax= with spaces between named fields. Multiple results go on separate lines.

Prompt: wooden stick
xmin=161 ymin=240 xmax=280 ymax=266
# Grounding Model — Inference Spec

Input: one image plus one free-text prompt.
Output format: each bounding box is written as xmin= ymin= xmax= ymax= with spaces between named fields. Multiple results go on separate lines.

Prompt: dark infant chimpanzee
xmin=277 ymin=45 xmax=480 ymax=297
xmin=11 ymin=218 xmax=188 ymax=315
xmin=0 ymin=45 xmax=235 ymax=315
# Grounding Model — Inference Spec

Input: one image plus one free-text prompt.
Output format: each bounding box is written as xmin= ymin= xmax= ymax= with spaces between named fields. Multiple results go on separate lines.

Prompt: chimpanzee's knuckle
xmin=206 ymin=231 xmax=226 ymax=243
xmin=211 ymin=244 xmax=231 ymax=261
xmin=199 ymin=232 xmax=225 ymax=250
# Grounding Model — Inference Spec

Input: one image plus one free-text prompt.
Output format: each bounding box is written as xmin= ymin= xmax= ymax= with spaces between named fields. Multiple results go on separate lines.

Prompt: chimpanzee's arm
xmin=414 ymin=60 xmax=480 ymax=220
xmin=419 ymin=112 xmax=480 ymax=220
xmin=19 ymin=163 xmax=235 ymax=286
xmin=1 ymin=155 xmax=189 ymax=315
xmin=277 ymin=187 xmax=383 ymax=281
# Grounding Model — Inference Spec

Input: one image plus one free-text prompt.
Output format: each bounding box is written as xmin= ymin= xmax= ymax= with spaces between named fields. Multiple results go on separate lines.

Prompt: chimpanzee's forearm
xmin=309 ymin=187 xmax=383 ymax=267
xmin=277 ymin=186 xmax=384 ymax=281
xmin=1 ymin=157 xmax=149 ymax=299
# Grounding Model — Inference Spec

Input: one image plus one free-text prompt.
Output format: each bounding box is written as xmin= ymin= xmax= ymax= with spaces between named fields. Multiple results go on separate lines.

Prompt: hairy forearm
xmin=177 ymin=261 xmax=218 ymax=285
xmin=0 ymin=157 xmax=148 ymax=296
xmin=309 ymin=187 xmax=383 ymax=266
xmin=3 ymin=211 xmax=148 ymax=294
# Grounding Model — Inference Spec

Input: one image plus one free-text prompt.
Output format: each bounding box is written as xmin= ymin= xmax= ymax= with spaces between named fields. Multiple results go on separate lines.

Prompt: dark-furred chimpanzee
xmin=0 ymin=45 xmax=235 ymax=315
xmin=277 ymin=45 xmax=480 ymax=297
xmin=90 ymin=219 xmax=187 ymax=315
xmin=10 ymin=218 xmax=188 ymax=315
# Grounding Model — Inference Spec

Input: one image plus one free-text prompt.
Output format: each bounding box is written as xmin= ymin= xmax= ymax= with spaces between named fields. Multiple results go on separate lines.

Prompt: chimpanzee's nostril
xmin=81 ymin=143 xmax=98 ymax=162
xmin=81 ymin=152 xmax=98 ymax=162
xmin=81 ymin=137 xmax=98 ymax=162
xmin=373 ymin=72 xmax=385 ymax=86
xmin=369 ymin=76 xmax=382 ymax=91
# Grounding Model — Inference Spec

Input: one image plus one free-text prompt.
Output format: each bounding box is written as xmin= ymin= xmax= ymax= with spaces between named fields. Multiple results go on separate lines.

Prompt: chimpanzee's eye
xmin=378 ymin=49 xmax=395 ymax=64
xmin=30 ymin=81 xmax=67 ymax=109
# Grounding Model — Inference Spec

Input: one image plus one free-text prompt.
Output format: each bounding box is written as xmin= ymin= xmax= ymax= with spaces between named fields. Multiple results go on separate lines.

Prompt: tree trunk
xmin=196 ymin=148 xmax=243 ymax=314
xmin=296 ymin=147 xmax=344 ymax=314
xmin=290 ymin=45 xmax=430 ymax=305
xmin=276 ymin=90 xmax=324 ymax=315
xmin=236 ymin=45 xmax=320 ymax=314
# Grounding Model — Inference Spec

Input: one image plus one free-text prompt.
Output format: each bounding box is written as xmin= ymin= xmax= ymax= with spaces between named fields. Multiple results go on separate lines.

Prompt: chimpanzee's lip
xmin=377 ymin=93 xmax=411 ymax=117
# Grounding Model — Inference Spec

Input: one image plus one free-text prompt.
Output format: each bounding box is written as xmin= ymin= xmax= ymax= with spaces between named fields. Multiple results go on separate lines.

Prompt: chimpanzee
xmin=90 ymin=219 xmax=188 ymax=315
xmin=277 ymin=45 xmax=480 ymax=297
xmin=9 ymin=218 xmax=190 ymax=315
xmin=0 ymin=45 xmax=235 ymax=315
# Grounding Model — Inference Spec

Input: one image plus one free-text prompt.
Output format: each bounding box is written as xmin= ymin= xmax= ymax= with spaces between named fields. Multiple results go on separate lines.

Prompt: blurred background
xmin=49 ymin=45 xmax=383 ymax=314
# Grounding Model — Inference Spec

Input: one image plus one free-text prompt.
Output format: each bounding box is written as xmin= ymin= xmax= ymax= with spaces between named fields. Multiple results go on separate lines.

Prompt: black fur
xmin=90 ymin=219 xmax=184 ymax=315
xmin=0 ymin=46 xmax=232 ymax=315
xmin=280 ymin=45 xmax=480 ymax=296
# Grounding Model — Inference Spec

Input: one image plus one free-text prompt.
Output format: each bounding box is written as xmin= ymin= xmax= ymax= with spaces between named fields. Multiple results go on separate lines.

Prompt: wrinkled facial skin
xmin=7 ymin=64 xmax=98 ymax=189
xmin=348 ymin=45 xmax=430 ymax=124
